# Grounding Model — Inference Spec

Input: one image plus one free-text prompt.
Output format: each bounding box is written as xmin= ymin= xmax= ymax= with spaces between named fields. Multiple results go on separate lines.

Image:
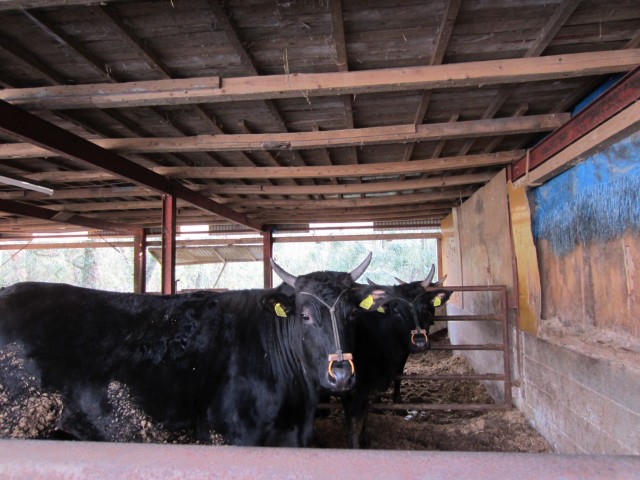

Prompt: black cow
xmin=340 ymin=265 xmax=452 ymax=448
xmin=0 ymin=253 xmax=372 ymax=447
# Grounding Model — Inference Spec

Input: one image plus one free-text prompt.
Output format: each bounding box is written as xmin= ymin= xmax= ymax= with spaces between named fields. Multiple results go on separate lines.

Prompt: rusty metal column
xmin=262 ymin=225 xmax=273 ymax=288
xmin=162 ymin=195 xmax=177 ymax=295
xmin=133 ymin=228 xmax=147 ymax=294
xmin=436 ymin=235 xmax=443 ymax=279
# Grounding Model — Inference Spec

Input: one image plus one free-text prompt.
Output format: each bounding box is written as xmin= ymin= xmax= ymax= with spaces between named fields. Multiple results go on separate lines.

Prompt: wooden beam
xmin=525 ymin=0 xmax=583 ymax=58
xmin=0 ymin=99 xmax=261 ymax=231
xmin=246 ymin=203 xmax=456 ymax=218
xmin=199 ymin=172 xmax=495 ymax=196
xmin=17 ymin=151 xmax=522 ymax=184
xmin=0 ymin=0 xmax=113 ymax=9
xmin=454 ymin=0 xmax=583 ymax=156
xmin=226 ymin=189 xmax=474 ymax=210
xmin=431 ymin=0 xmax=461 ymax=66
xmin=254 ymin=210 xmax=450 ymax=225
xmin=0 ymin=185 xmax=155 ymax=201
xmin=1 ymin=50 xmax=639 ymax=110
xmin=152 ymin=150 xmax=523 ymax=180
xmin=0 ymin=114 xmax=567 ymax=159
xmin=0 ymin=32 xmax=66 ymax=84
xmin=0 ymin=198 xmax=135 ymax=233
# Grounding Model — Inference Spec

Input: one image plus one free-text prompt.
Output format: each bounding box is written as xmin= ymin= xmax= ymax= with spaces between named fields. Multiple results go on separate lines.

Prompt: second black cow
xmin=341 ymin=265 xmax=452 ymax=448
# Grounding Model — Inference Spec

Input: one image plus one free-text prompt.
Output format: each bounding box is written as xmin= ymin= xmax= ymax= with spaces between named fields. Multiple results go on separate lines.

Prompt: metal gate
xmin=369 ymin=284 xmax=512 ymax=412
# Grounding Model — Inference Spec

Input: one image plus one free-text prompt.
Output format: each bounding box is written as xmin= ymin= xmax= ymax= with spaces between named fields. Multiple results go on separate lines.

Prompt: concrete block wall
xmin=521 ymin=333 xmax=640 ymax=454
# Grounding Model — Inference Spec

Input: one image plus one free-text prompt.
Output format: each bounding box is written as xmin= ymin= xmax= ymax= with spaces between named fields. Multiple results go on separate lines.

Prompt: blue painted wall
xmin=530 ymin=129 xmax=640 ymax=256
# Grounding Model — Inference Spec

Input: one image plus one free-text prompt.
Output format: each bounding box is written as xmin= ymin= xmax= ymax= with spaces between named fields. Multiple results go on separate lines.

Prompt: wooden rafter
xmin=400 ymin=0 xmax=460 ymax=174
xmin=14 ymin=151 xmax=520 ymax=184
xmin=0 ymin=198 xmax=135 ymax=233
xmin=455 ymin=0 xmax=583 ymax=157
xmin=0 ymin=50 xmax=638 ymax=110
xmin=0 ymin=115 xmax=567 ymax=159
xmin=198 ymin=171 xmax=494 ymax=196
xmin=0 ymin=99 xmax=261 ymax=231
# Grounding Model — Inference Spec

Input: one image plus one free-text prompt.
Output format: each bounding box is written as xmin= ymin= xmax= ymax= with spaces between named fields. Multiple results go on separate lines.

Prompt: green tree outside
xmin=0 ymin=237 xmax=438 ymax=291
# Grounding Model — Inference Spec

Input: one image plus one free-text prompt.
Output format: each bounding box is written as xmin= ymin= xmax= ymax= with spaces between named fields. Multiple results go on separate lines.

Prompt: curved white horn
xmin=270 ymin=258 xmax=297 ymax=287
xmin=420 ymin=264 xmax=436 ymax=289
xmin=349 ymin=252 xmax=373 ymax=281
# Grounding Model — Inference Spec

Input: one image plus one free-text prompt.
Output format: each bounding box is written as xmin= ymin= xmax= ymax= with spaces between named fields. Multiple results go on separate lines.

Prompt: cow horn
xmin=270 ymin=258 xmax=297 ymax=287
xmin=394 ymin=277 xmax=407 ymax=285
xmin=420 ymin=264 xmax=436 ymax=289
xmin=349 ymin=252 xmax=373 ymax=281
xmin=435 ymin=274 xmax=448 ymax=286
xmin=366 ymin=278 xmax=376 ymax=286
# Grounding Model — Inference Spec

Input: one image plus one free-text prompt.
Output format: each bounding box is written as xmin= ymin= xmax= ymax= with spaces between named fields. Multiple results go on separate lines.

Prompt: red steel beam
xmin=0 ymin=198 xmax=134 ymax=233
xmin=1 ymin=439 xmax=639 ymax=479
xmin=512 ymin=65 xmax=640 ymax=180
xmin=161 ymin=195 xmax=176 ymax=295
xmin=0 ymin=99 xmax=261 ymax=231
xmin=133 ymin=228 xmax=147 ymax=294
xmin=262 ymin=225 xmax=273 ymax=288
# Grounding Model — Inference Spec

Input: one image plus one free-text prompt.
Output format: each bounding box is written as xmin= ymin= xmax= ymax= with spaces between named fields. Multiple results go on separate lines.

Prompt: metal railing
xmin=369 ymin=284 xmax=512 ymax=412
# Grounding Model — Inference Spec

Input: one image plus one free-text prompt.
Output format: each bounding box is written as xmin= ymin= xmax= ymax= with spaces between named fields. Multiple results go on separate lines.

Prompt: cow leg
xmin=342 ymin=391 xmax=369 ymax=449
xmin=56 ymin=406 xmax=107 ymax=441
xmin=359 ymin=407 xmax=372 ymax=448
xmin=392 ymin=379 xmax=402 ymax=403
xmin=346 ymin=416 xmax=363 ymax=449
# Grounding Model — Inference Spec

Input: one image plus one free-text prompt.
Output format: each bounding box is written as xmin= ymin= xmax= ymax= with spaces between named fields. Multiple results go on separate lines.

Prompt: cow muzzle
xmin=326 ymin=352 xmax=355 ymax=392
xmin=409 ymin=328 xmax=430 ymax=352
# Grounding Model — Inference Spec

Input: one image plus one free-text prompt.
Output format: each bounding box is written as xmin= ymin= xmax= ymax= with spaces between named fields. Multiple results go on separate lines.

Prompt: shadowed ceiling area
xmin=0 ymin=0 xmax=639 ymax=235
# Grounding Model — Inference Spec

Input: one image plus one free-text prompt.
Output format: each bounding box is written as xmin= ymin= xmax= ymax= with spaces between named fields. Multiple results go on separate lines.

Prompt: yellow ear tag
xmin=274 ymin=303 xmax=287 ymax=317
xmin=377 ymin=306 xmax=386 ymax=313
xmin=433 ymin=297 xmax=442 ymax=307
xmin=359 ymin=294 xmax=374 ymax=310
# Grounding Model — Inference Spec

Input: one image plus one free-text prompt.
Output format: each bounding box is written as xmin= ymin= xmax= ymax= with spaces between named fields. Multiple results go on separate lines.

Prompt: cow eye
xmin=301 ymin=307 xmax=313 ymax=325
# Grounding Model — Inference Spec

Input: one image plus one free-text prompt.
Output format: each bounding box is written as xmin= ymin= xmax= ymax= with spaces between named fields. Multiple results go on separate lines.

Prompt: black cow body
xmin=0 ymin=255 xmax=371 ymax=447
xmin=341 ymin=268 xmax=451 ymax=448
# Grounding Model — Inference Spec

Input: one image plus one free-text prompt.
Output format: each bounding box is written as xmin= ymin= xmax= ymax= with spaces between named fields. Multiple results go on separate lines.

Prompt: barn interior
xmin=0 ymin=0 xmax=639 ymax=476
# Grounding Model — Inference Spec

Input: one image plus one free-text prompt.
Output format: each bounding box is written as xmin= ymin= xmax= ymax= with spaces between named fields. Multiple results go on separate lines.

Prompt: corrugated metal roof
xmin=148 ymin=245 xmax=263 ymax=266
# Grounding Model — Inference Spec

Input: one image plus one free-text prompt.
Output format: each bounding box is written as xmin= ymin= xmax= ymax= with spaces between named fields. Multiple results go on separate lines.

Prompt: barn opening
xmin=0 ymin=0 xmax=639 ymax=477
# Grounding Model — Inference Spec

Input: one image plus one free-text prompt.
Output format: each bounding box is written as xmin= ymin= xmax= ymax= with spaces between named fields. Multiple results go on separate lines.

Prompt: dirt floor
xmin=313 ymin=331 xmax=552 ymax=452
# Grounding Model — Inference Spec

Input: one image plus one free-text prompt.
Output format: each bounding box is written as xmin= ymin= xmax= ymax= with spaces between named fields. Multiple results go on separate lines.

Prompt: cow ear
xmin=261 ymin=293 xmax=294 ymax=318
xmin=431 ymin=290 xmax=452 ymax=307
xmin=357 ymin=286 xmax=389 ymax=311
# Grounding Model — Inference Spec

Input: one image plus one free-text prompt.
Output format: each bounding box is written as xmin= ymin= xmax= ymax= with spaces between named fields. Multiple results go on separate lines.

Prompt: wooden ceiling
xmin=0 ymin=0 xmax=639 ymax=236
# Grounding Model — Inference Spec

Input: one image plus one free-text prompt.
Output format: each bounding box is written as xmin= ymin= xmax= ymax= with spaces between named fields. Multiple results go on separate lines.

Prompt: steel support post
xmin=161 ymin=195 xmax=176 ymax=295
xmin=133 ymin=228 xmax=147 ymax=294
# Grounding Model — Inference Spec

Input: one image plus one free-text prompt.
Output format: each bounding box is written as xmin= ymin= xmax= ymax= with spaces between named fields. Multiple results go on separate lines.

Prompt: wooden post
xmin=133 ymin=228 xmax=147 ymax=294
xmin=262 ymin=225 xmax=273 ymax=288
xmin=162 ymin=195 xmax=176 ymax=295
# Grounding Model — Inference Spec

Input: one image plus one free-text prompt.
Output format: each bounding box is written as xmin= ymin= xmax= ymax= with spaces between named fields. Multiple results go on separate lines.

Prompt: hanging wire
xmin=97 ymin=234 xmax=131 ymax=263
xmin=0 ymin=239 xmax=34 ymax=270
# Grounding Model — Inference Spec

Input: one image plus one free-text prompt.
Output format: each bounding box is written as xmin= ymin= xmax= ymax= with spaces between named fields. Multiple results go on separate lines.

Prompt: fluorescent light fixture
xmin=0 ymin=174 xmax=54 ymax=195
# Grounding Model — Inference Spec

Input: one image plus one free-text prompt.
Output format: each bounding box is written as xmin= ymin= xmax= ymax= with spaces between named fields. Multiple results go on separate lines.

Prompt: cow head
xmin=271 ymin=252 xmax=372 ymax=393
xmin=358 ymin=265 xmax=452 ymax=353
